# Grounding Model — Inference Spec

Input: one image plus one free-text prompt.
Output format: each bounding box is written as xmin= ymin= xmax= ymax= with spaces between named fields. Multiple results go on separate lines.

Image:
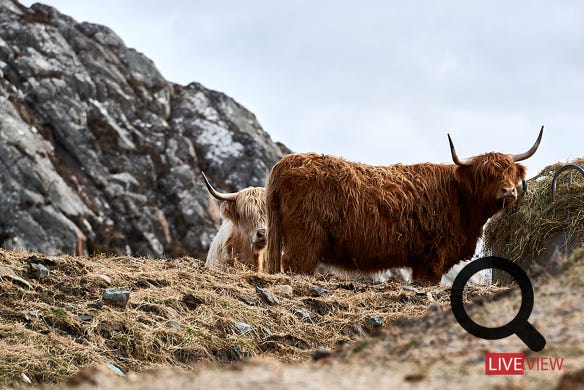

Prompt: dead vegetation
xmin=0 ymin=245 xmax=578 ymax=390
xmin=0 ymin=249 xmax=505 ymax=388
xmin=484 ymin=158 xmax=584 ymax=281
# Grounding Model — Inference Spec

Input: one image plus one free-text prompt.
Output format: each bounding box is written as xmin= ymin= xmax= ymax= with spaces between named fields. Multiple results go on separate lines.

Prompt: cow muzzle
xmin=252 ymin=228 xmax=267 ymax=248
xmin=497 ymin=186 xmax=518 ymax=204
xmin=500 ymin=186 xmax=517 ymax=199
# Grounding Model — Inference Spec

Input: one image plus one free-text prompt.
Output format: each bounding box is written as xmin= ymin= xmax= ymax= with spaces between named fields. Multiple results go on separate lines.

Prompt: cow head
xmin=449 ymin=126 xmax=543 ymax=212
xmin=202 ymin=172 xmax=267 ymax=269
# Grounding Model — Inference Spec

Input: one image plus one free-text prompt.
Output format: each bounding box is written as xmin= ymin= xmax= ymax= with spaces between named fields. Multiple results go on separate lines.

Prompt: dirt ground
xmin=0 ymin=245 xmax=582 ymax=389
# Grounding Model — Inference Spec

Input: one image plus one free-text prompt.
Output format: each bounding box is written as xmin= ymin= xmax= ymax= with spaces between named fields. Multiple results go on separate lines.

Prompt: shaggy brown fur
xmin=265 ymin=133 xmax=541 ymax=283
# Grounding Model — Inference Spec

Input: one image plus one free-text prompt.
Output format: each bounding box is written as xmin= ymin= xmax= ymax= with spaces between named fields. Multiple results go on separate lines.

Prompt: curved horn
xmin=201 ymin=171 xmax=237 ymax=201
xmin=448 ymin=133 xmax=473 ymax=167
xmin=510 ymin=126 xmax=544 ymax=162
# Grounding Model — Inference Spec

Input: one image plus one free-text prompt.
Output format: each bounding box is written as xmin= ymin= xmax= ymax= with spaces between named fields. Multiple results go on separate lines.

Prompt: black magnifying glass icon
xmin=450 ymin=256 xmax=546 ymax=352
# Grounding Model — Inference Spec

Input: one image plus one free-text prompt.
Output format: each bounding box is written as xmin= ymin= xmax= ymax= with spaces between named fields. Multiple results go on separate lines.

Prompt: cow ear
xmin=453 ymin=165 xmax=471 ymax=183
xmin=515 ymin=163 xmax=527 ymax=180
xmin=220 ymin=201 xmax=237 ymax=221
xmin=453 ymin=165 xmax=476 ymax=194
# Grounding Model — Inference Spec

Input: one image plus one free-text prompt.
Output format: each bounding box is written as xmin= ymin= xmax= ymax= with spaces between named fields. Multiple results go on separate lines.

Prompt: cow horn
xmin=201 ymin=172 xmax=238 ymax=201
xmin=448 ymin=133 xmax=473 ymax=167
xmin=510 ymin=126 xmax=544 ymax=162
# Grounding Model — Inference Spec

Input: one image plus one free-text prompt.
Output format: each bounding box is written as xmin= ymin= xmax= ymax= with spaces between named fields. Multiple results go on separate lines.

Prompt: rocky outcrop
xmin=0 ymin=0 xmax=288 ymax=258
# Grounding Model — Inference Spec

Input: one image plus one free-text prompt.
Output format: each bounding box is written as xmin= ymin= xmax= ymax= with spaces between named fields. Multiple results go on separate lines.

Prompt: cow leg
xmin=281 ymin=227 xmax=324 ymax=274
xmin=281 ymin=245 xmax=322 ymax=274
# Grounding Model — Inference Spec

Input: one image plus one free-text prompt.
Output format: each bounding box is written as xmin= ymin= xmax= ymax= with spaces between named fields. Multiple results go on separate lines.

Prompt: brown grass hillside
xmin=0 ymin=245 xmax=583 ymax=389
xmin=0 ymin=248 xmax=469 ymax=386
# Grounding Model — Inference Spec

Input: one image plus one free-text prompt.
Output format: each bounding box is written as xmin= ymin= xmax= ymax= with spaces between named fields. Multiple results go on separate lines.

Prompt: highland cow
xmin=203 ymin=173 xmax=266 ymax=271
xmin=265 ymin=127 xmax=543 ymax=283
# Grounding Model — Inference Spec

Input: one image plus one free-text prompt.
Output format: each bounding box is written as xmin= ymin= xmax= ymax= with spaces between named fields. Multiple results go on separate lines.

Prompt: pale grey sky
xmin=21 ymin=1 xmax=584 ymax=178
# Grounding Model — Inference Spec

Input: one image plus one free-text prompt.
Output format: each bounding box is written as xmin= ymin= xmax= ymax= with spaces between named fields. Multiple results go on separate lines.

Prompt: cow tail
xmin=266 ymin=183 xmax=282 ymax=273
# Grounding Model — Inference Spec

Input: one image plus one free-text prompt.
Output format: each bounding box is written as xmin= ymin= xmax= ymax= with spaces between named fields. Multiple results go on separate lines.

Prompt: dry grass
xmin=31 ymin=245 xmax=584 ymax=390
xmin=484 ymin=158 xmax=584 ymax=280
xmin=0 ymin=248 xmax=507 ymax=388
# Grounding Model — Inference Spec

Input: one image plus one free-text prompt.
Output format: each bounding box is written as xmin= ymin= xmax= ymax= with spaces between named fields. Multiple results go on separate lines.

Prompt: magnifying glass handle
xmin=516 ymin=322 xmax=546 ymax=352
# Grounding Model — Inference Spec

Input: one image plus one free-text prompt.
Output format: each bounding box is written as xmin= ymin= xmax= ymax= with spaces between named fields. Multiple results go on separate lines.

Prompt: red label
xmin=485 ymin=352 xmax=524 ymax=375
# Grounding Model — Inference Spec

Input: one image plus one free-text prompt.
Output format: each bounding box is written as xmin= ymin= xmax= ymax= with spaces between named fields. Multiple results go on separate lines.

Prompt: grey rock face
xmin=0 ymin=0 xmax=288 ymax=258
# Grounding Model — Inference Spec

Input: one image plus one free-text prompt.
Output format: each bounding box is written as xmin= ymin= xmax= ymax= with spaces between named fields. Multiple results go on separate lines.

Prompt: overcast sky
xmin=21 ymin=1 xmax=584 ymax=179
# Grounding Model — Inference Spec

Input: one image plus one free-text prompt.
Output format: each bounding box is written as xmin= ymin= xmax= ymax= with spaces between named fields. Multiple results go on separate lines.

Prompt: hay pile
xmin=484 ymin=158 xmax=584 ymax=281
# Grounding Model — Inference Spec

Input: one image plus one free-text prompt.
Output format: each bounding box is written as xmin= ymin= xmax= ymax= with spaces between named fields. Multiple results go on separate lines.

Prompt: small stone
xmin=86 ymin=273 xmax=112 ymax=285
xmin=365 ymin=316 xmax=384 ymax=327
xmin=102 ymin=288 xmax=130 ymax=307
xmin=234 ymin=321 xmax=252 ymax=334
xmin=291 ymin=309 xmax=311 ymax=321
xmin=237 ymin=296 xmax=258 ymax=306
xmin=256 ymin=286 xmax=279 ymax=305
xmin=230 ymin=345 xmax=242 ymax=360
xmin=404 ymin=372 xmax=425 ymax=382
xmin=309 ymin=285 xmax=330 ymax=297
xmin=337 ymin=282 xmax=356 ymax=291
xmin=272 ymin=284 xmax=294 ymax=298
xmin=182 ymin=293 xmax=204 ymax=310
xmin=24 ymin=310 xmax=39 ymax=321
xmin=29 ymin=263 xmax=50 ymax=279
xmin=169 ymin=321 xmax=180 ymax=329
xmin=312 ymin=349 xmax=331 ymax=361
xmin=88 ymin=300 xmax=103 ymax=309
xmin=104 ymin=363 xmax=125 ymax=377
xmin=165 ymin=307 xmax=178 ymax=318
xmin=20 ymin=373 xmax=32 ymax=384
xmin=403 ymin=285 xmax=425 ymax=295
xmin=26 ymin=255 xmax=56 ymax=268
xmin=79 ymin=314 xmax=93 ymax=322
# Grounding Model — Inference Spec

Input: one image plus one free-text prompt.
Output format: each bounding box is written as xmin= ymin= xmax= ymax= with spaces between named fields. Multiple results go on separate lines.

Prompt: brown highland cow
xmin=265 ymin=127 xmax=543 ymax=283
